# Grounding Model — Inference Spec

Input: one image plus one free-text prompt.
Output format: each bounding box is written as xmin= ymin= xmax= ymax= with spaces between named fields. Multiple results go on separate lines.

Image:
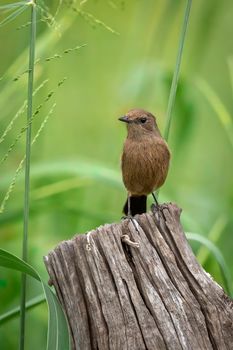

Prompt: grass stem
xmin=164 ymin=0 xmax=192 ymax=141
xmin=19 ymin=2 xmax=37 ymax=350
xmin=0 ymin=294 xmax=45 ymax=325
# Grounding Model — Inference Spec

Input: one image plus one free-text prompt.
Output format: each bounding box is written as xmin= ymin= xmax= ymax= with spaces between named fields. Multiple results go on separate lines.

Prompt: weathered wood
xmin=44 ymin=203 xmax=233 ymax=350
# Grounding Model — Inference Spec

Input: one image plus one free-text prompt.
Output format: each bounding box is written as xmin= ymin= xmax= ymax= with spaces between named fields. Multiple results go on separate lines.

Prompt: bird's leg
xmin=152 ymin=192 xmax=159 ymax=206
xmin=121 ymin=194 xmax=140 ymax=233
xmin=127 ymin=194 xmax=131 ymax=216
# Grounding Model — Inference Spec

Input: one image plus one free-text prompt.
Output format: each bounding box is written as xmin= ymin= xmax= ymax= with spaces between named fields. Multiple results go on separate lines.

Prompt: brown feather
xmin=119 ymin=109 xmax=170 ymax=215
xmin=121 ymin=136 xmax=170 ymax=195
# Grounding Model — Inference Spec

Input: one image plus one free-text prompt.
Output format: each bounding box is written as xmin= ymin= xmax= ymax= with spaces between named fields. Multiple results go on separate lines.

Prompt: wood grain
xmin=44 ymin=203 xmax=233 ymax=350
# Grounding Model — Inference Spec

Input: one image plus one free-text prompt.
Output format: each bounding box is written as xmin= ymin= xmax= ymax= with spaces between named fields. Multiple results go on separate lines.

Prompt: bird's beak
xmin=118 ymin=115 xmax=130 ymax=123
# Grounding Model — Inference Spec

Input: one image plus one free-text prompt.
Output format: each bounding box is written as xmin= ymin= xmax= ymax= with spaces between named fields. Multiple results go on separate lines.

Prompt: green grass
xmin=0 ymin=0 xmax=232 ymax=349
xmin=164 ymin=0 xmax=192 ymax=142
xmin=0 ymin=249 xmax=70 ymax=349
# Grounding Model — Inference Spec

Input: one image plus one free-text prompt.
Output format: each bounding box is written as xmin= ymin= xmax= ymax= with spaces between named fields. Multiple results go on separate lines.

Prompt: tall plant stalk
xmin=164 ymin=0 xmax=192 ymax=141
xmin=19 ymin=1 xmax=37 ymax=349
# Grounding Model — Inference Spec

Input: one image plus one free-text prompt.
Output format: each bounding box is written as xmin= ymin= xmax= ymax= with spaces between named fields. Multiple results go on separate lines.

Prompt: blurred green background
xmin=0 ymin=0 xmax=232 ymax=348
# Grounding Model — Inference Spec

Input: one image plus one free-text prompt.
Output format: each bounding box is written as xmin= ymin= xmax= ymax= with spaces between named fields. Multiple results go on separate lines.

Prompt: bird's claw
xmin=121 ymin=214 xmax=140 ymax=232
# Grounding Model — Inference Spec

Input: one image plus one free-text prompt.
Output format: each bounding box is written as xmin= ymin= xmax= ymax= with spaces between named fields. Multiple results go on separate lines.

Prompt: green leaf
xmin=0 ymin=1 xmax=26 ymax=11
xmin=186 ymin=232 xmax=233 ymax=297
xmin=0 ymin=249 xmax=70 ymax=350
xmin=195 ymin=77 xmax=233 ymax=148
xmin=0 ymin=5 xmax=27 ymax=27
xmin=0 ymin=1 xmax=27 ymax=12
xmin=0 ymin=249 xmax=38 ymax=280
xmin=43 ymin=284 xmax=70 ymax=350
xmin=1 ymin=159 xmax=121 ymax=191
xmin=228 ymin=57 xmax=233 ymax=95
xmin=164 ymin=0 xmax=192 ymax=141
xmin=196 ymin=216 xmax=227 ymax=266
xmin=0 ymin=294 xmax=45 ymax=325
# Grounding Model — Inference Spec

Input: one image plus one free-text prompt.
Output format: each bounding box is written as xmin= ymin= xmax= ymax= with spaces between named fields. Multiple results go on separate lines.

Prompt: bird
xmin=119 ymin=108 xmax=170 ymax=216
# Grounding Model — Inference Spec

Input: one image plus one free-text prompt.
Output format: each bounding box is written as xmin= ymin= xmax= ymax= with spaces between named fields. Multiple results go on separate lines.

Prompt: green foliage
xmin=187 ymin=233 xmax=233 ymax=297
xmin=0 ymin=293 xmax=45 ymax=325
xmin=196 ymin=77 xmax=233 ymax=148
xmin=0 ymin=3 xmax=27 ymax=27
xmin=164 ymin=0 xmax=192 ymax=142
xmin=0 ymin=249 xmax=70 ymax=349
xmin=0 ymin=0 xmax=232 ymax=349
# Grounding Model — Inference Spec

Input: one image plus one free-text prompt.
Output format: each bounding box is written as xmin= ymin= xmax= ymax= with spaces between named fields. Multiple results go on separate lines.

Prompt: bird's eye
xmin=140 ymin=117 xmax=147 ymax=124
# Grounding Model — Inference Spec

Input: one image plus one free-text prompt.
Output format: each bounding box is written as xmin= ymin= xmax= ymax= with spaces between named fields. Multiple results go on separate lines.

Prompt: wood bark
xmin=44 ymin=203 xmax=233 ymax=350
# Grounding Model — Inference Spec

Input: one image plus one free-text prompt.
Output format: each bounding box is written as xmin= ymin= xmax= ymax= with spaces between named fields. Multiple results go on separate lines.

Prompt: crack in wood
xmin=44 ymin=203 xmax=233 ymax=350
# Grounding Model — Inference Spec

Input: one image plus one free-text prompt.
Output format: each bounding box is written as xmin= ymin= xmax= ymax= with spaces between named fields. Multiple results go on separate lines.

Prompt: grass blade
xmin=32 ymin=177 xmax=91 ymax=199
xmin=0 ymin=2 xmax=27 ymax=11
xmin=72 ymin=6 xmax=119 ymax=35
xmin=196 ymin=216 xmax=227 ymax=266
xmin=195 ymin=77 xmax=233 ymax=148
xmin=164 ymin=0 xmax=192 ymax=141
xmin=0 ymin=249 xmax=38 ymax=279
xmin=0 ymin=83 xmax=58 ymax=166
xmin=0 ymin=294 xmax=45 ymax=325
xmin=0 ymin=5 xmax=27 ymax=27
xmin=0 ymin=79 xmax=48 ymax=145
xmin=0 ymin=249 xmax=70 ymax=349
xmin=228 ymin=57 xmax=233 ymax=94
xmin=0 ymin=103 xmax=56 ymax=214
xmin=19 ymin=2 xmax=36 ymax=349
xmin=43 ymin=283 xmax=70 ymax=350
xmin=0 ymin=100 xmax=27 ymax=145
xmin=186 ymin=232 xmax=233 ymax=297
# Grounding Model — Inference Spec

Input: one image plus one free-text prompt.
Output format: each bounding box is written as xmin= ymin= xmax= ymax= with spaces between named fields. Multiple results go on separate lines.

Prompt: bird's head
xmin=119 ymin=109 xmax=161 ymax=138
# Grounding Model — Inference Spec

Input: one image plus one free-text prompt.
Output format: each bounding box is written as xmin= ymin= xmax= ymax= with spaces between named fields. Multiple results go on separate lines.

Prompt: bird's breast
xmin=121 ymin=137 xmax=170 ymax=195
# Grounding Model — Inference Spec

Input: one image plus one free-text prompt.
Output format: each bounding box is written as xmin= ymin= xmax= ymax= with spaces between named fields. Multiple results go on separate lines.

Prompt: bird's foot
xmin=152 ymin=192 xmax=159 ymax=206
xmin=121 ymin=215 xmax=140 ymax=247
xmin=121 ymin=214 xmax=140 ymax=233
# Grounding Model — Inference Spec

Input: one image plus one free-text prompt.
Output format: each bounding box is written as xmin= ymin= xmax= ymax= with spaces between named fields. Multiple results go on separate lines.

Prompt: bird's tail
xmin=123 ymin=195 xmax=147 ymax=216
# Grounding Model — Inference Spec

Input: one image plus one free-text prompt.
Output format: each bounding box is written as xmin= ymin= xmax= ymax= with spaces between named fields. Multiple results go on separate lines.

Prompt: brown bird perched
xmin=119 ymin=108 xmax=170 ymax=216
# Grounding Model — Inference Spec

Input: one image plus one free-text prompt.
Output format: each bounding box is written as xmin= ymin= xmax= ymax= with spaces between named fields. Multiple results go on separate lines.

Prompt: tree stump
xmin=44 ymin=203 xmax=233 ymax=350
